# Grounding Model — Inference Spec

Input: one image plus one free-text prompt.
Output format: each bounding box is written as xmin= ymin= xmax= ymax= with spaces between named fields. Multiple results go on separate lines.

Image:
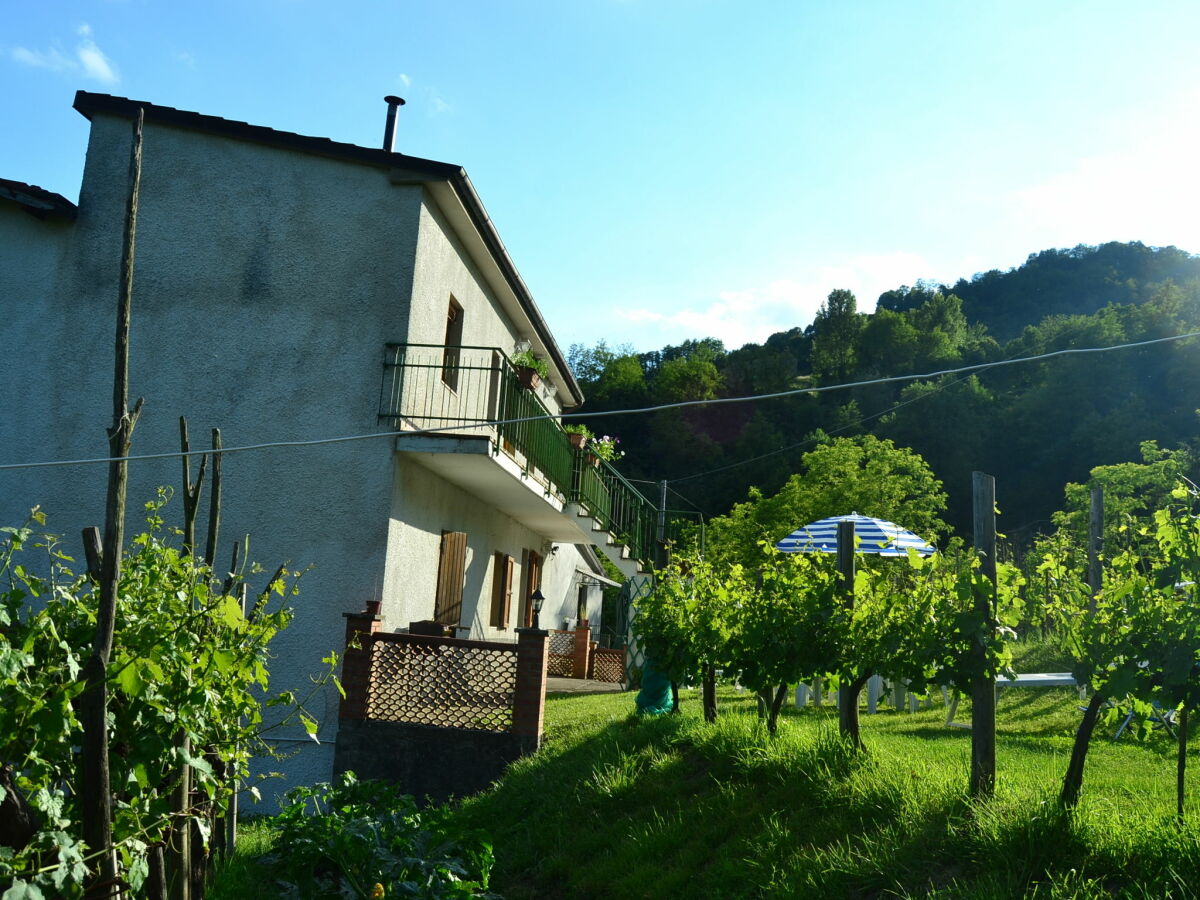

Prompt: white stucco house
xmin=0 ymin=92 xmax=652 ymax=793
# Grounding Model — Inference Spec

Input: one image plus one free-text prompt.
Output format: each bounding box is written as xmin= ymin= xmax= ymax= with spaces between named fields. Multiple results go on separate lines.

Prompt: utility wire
xmin=667 ymin=484 xmax=705 ymax=513
xmin=661 ymin=322 xmax=1182 ymax=485
xmin=2 ymin=329 xmax=1197 ymax=473
xmin=670 ymin=355 xmax=1003 ymax=484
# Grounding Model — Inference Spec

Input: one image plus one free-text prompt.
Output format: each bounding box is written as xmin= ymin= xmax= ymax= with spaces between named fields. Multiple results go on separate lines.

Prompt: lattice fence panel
xmin=591 ymin=647 xmax=625 ymax=683
xmin=547 ymin=629 xmax=575 ymax=677
xmin=366 ymin=639 xmax=517 ymax=732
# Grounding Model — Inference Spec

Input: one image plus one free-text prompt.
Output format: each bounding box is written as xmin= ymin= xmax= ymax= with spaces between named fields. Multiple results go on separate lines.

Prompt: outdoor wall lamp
xmin=531 ymin=588 xmax=546 ymax=629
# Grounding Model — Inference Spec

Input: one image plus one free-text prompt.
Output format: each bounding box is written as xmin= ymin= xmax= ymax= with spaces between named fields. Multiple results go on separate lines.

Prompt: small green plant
xmin=0 ymin=498 xmax=324 ymax=897
xmin=510 ymin=350 xmax=549 ymax=378
xmin=589 ymin=434 xmax=623 ymax=462
xmin=260 ymin=771 xmax=497 ymax=899
xmin=563 ymin=423 xmax=592 ymax=438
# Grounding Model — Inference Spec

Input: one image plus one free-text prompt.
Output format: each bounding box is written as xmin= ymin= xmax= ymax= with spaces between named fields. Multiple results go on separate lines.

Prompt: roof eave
xmin=0 ymin=178 xmax=78 ymax=219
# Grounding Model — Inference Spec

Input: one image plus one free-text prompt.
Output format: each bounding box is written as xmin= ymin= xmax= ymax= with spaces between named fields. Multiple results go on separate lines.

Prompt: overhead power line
xmin=670 ymin=353 xmax=1008 ymax=484
xmin=1 ymin=329 xmax=1197 ymax=473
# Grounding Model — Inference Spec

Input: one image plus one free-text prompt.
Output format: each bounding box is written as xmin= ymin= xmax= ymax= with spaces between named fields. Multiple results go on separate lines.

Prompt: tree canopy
xmin=566 ymin=241 xmax=1200 ymax=546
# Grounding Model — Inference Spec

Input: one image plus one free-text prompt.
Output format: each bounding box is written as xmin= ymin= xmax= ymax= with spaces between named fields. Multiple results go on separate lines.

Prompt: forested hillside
xmin=567 ymin=241 xmax=1200 ymax=542
xmin=880 ymin=242 xmax=1200 ymax=343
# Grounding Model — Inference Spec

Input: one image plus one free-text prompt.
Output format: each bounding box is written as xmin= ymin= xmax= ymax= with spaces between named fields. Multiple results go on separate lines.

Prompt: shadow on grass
xmin=449 ymin=694 xmax=1200 ymax=900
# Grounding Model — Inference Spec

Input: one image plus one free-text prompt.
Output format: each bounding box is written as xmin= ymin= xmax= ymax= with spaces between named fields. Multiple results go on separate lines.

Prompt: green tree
xmin=810 ymin=289 xmax=863 ymax=385
xmin=635 ymin=554 xmax=736 ymax=722
xmin=1052 ymin=440 xmax=1193 ymax=551
xmin=706 ymin=435 xmax=949 ymax=568
xmin=725 ymin=549 xmax=841 ymax=735
xmin=653 ymin=355 xmax=723 ymax=402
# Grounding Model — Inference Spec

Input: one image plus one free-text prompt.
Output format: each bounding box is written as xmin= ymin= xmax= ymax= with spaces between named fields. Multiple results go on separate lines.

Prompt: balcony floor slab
xmin=395 ymin=432 xmax=594 ymax=544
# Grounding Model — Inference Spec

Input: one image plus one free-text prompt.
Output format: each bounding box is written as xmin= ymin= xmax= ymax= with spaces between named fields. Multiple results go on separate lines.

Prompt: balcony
xmin=380 ymin=344 xmax=658 ymax=571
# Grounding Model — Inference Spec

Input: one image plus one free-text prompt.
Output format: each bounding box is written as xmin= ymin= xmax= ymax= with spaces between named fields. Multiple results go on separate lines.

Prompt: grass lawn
xmin=449 ymin=682 xmax=1200 ymax=899
xmin=208 ymin=641 xmax=1200 ymax=899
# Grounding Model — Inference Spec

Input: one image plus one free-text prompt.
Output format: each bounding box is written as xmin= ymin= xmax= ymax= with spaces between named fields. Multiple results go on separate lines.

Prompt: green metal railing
xmin=380 ymin=344 xmax=657 ymax=565
xmin=572 ymin=454 xmax=657 ymax=564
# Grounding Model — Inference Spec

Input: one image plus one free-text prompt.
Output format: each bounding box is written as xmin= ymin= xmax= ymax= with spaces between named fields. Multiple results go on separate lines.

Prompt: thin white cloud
xmin=428 ymin=93 xmax=451 ymax=115
xmin=1004 ymin=89 xmax=1200 ymax=254
xmin=612 ymin=251 xmax=946 ymax=350
xmin=398 ymin=73 xmax=411 ymax=88
xmin=76 ymin=39 xmax=118 ymax=84
xmin=11 ymin=46 xmax=74 ymax=72
xmin=10 ymin=22 xmax=119 ymax=85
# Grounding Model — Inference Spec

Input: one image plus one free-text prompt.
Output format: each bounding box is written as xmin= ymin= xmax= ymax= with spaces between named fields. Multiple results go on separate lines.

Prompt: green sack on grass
xmin=636 ymin=656 xmax=675 ymax=716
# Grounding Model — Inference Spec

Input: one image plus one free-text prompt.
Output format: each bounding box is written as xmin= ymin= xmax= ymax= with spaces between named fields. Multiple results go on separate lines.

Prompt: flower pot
xmin=516 ymin=366 xmax=541 ymax=390
xmin=585 ymin=452 xmax=601 ymax=468
xmin=568 ymin=433 xmax=587 ymax=450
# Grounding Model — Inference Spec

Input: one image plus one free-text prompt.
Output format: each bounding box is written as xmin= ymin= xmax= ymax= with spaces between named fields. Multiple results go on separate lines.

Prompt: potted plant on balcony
xmin=564 ymin=423 xmax=592 ymax=450
xmin=511 ymin=350 xmax=549 ymax=390
xmin=587 ymin=434 xmax=624 ymax=467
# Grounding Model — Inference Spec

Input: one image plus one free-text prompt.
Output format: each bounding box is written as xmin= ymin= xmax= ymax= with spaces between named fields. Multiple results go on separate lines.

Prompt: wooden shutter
xmin=490 ymin=553 xmax=513 ymax=629
xmin=521 ymin=550 xmax=542 ymax=628
xmin=434 ymin=531 xmax=468 ymax=626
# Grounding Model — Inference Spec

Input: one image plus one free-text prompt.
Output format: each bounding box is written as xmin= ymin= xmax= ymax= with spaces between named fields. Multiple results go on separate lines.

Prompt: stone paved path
xmin=545 ymin=676 xmax=626 ymax=694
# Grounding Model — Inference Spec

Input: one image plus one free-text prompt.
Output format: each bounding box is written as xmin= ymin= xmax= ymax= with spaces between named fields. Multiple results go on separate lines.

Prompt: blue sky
xmin=4 ymin=1 xmax=1200 ymax=352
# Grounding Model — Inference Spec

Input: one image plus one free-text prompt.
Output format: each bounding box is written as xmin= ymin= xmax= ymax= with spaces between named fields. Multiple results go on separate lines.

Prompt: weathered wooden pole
xmin=203 ymin=429 xmax=223 ymax=568
xmin=970 ymin=471 xmax=998 ymax=798
xmin=167 ymin=734 xmax=191 ymax=900
xmin=178 ymin=417 xmax=207 ymax=558
xmin=220 ymin=583 xmax=248 ymax=857
xmin=836 ymin=520 xmax=859 ymax=745
xmin=80 ymin=105 xmax=145 ymax=899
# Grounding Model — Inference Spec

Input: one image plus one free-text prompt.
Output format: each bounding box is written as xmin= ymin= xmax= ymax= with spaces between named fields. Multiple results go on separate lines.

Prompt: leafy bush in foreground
xmin=261 ymin=772 xmax=497 ymax=899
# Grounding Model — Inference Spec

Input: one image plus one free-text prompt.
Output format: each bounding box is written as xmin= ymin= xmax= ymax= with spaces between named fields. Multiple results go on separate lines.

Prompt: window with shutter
xmin=434 ymin=530 xmax=468 ymax=626
xmin=490 ymin=552 xmax=513 ymax=629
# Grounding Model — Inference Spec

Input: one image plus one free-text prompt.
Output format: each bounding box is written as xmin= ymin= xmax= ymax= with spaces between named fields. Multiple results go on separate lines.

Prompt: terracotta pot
xmin=568 ymin=433 xmax=587 ymax=450
xmin=516 ymin=366 xmax=541 ymax=390
xmin=585 ymin=452 xmax=600 ymax=467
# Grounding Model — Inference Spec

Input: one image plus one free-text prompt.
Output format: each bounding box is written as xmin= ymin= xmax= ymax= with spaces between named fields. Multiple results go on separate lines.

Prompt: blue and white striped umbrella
xmin=775 ymin=512 xmax=936 ymax=557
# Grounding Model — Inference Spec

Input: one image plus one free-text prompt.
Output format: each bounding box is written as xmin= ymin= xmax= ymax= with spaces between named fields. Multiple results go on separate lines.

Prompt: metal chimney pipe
xmin=383 ymin=95 xmax=406 ymax=152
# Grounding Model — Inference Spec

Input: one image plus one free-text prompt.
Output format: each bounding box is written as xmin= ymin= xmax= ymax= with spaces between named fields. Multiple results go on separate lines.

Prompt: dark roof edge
xmin=0 ymin=178 xmax=77 ymax=219
xmin=73 ymin=91 xmax=461 ymax=178
xmin=72 ymin=91 xmax=583 ymax=406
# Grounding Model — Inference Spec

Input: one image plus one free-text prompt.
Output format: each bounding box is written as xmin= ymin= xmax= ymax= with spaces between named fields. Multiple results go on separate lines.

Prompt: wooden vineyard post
xmin=1062 ymin=489 xmax=1106 ymax=807
xmin=1088 ymin=486 xmax=1103 ymax=611
xmin=836 ymin=520 xmax=859 ymax=746
xmin=221 ymin=584 xmax=248 ymax=857
xmin=970 ymin=471 xmax=998 ymax=798
xmin=80 ymin=105 xmax=145 ymax=900
xmin=204 ymin=429 xmax=223 ymax=568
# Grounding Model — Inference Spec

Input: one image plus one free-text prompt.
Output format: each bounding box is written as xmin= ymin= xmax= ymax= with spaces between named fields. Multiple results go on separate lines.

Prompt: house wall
xmin=1 ymin=103 xmax=596 ymax=802
xmin=0 ymin=112 xmax=429 ymax=799
xmin=382 ymin=455 xmax=594 ymax=640
xmin=406 ymin=196 xmax=565 ymax=416
xmin=0 ymin=203 xmax=74 ymax=492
